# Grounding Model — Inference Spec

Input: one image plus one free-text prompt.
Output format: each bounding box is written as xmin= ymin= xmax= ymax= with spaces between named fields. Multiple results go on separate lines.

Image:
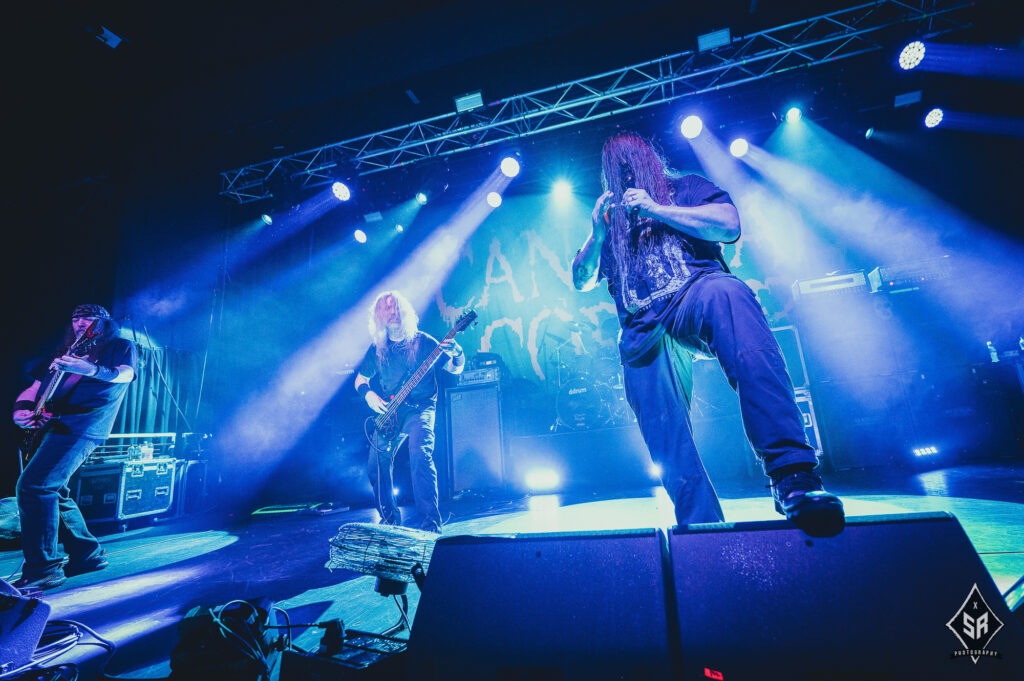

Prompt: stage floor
xmin=2 ymin=459 xmax=1023 ymax=680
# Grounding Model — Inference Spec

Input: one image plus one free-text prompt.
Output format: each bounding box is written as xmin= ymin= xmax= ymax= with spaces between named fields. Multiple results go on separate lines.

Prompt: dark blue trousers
xmin=367 ymin=406 xmax=443 ymax=531
xmin=623 ymin=272 xmax=817 ymax=525
xmin=17 ymin=432 xmax=103 ymax=579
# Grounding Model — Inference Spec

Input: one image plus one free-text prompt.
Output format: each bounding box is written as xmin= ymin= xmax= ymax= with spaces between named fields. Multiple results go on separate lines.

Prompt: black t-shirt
xmin=598 ymin=174 xmax=736 ymax=363
xmin=357 ymin=331 xmax=442 ymax=408
xmin=30 ymin=336 xmax=139 ymax=440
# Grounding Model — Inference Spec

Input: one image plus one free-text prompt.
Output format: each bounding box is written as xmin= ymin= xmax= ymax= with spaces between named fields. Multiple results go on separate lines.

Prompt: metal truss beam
xmin=219 ymin=0 xmax=974 ymax=203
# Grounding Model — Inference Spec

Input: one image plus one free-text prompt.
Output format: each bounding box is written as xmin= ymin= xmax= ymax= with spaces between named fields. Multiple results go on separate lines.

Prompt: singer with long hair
xmin=572 ymin=131 xmax=844 ymax=536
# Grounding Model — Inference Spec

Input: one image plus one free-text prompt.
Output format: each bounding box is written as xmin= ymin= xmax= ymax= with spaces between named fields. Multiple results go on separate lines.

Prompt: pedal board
xmin=279 ymin=632 xmax=406 ymax=680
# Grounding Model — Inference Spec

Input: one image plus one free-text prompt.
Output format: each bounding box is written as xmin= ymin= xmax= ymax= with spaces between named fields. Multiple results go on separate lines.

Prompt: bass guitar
xmin=18 ymin=320 xmax=102 ymax=467
xmin=368 ymin=309 xmax=477 ymax=452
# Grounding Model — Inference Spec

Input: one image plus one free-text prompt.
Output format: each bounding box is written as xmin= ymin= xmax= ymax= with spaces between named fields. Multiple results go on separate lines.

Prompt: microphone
xmin=621 ymin=190 xmax=640 ymax=223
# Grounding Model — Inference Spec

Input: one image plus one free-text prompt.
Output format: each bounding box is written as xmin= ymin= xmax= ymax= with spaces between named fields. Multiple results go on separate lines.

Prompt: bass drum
xmin=591 ymin=355 xmax=624 ymax=390
xmin=556 ymin=378 xmax=612 ymax=431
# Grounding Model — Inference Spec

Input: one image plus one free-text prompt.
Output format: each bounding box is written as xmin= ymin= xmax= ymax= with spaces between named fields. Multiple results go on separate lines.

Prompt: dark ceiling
xmin=6 ymin=1 xmax=1014 ymax=202
xmin=3 ymin=0 xmax=1020 ymax=223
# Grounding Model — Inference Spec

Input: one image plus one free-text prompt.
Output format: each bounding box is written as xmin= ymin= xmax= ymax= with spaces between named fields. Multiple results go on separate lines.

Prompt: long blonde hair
xmin=368 ymin=291 xmax=420 ymax=361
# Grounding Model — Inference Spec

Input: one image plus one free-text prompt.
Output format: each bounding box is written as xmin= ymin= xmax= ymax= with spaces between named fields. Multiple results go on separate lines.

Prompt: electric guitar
xmin=18 ymin=320 xmax=102 ymax=467
xmin=369 ymin=310 xmax=477 ymax=451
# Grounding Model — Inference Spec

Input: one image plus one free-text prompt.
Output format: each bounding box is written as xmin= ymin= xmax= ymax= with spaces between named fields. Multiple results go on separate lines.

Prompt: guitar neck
xmin=32 ymin=322 xmax=100 ymax=413
xmin=375 ymin=329 xmax=457 ymax=427
xmin=35 ymin=369 xmax=66 ymax=414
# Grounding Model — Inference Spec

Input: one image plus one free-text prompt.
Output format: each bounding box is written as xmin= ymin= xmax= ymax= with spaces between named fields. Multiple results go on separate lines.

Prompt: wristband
xmin=13 ymin=400 xmax=35 ymax=411
xmin=92 ymin=365 xmax=120 ymax=382
xmin=357 ymin=383 xmax=371 ymax=397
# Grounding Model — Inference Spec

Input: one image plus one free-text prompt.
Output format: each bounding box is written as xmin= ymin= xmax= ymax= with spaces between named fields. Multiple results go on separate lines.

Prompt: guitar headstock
xmin=70 ymin=319 xmax=103 ymax=356
xmin=453 ymin=309 xmax=478 ymax=333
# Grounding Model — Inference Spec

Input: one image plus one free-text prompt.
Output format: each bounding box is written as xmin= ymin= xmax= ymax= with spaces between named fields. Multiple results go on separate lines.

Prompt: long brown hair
xmin=600 ymin=131 xmax=675 ymax=283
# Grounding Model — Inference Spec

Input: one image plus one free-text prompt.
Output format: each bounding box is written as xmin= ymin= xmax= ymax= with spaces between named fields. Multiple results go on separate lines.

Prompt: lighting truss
xmin=219 ymin=0 xmax=974 ymax=204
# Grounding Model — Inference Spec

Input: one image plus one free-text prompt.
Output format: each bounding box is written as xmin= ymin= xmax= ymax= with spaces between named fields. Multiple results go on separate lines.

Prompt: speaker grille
xmin=445 ymin=384 xmax=505 ymax=496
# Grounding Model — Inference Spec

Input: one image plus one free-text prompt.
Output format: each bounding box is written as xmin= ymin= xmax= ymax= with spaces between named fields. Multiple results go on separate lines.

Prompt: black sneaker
xmin=13 ymin=570 xmax=67 ymax=592
xmin=771 ymin=469 xmax=845 ymax=537
xmin=65 ymin=550 xmax=109 ymax=577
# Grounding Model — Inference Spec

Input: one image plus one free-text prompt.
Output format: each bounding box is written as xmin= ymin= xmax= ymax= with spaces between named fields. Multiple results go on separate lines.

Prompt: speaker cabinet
xmin=793 ymin=288 xmax=911 ymax=384
xmin=670 ymin=512 xmax=1024 ymax=680
xmin=813 ymin=375 xmax=914 ymax=470
xmin=445 ymin=383 xmax=505 ymax=497
xmin=0 ymin=579 xmax=51 ymax=674
xmin=406 ymin=529 xmax=675 ymax=679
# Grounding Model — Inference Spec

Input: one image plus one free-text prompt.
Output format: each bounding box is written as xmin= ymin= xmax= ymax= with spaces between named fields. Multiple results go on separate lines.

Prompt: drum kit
xmin=547 ymin=319 xmax=634 ymax=432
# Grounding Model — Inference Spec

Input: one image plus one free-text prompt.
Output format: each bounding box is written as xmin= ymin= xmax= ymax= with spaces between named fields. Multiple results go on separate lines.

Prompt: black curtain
xmin=113 ymin=344 xmax=206 ymax=441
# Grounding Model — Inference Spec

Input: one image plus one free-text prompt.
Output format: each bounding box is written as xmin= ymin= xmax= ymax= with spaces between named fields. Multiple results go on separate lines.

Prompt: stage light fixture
xmin=898 ymin=40 xmax=926 ymax=70
xmin=894 ymin=90 xmax=922 ymax=108
xmin=729 ymin=138 xmax=749 ymax=158
xmin=524 ymin=468 xmax=560 ymax=492
xmin=90 ymin=25 xmax=124 ymax=49
xmin=785 ymin=107 xmax=803 ymax=123
xmin=680 ymin=115 xmax=703 ymax=139
xmin=415 ymin=192 xmax=428 ymax=205
xmin=331 ymin=181 xmax=351 ymax=201
xmin=697 ymin=27 xmax=731 ymax=52
xmin=864 ymin=127 xmax=875 ymax=140
xmin=892 ymin=40 xmax=1024 ymax=81
xmin=486 ymin=191 xmax=502 ymax=208
xmin=552 ymin=179 xmax=573 ymax=201
xmin=924 ymin=107 xmax=944 ymax=128
xmin=354 ymin=229 xmax=367 ymax=243
xmin=500 ymin=156 xmax=521 ymax=178
xmin=260 ymin=214 xmax=273 ymax=226
xmin=395 ymin=224 xmax=404 ymax=233
xmin=454 ymin=90 xmax=484 ymax=113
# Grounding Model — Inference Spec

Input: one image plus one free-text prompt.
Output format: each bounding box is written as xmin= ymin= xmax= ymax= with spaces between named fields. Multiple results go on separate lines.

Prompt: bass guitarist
xmin=354 ymin=291 xmax=465 ymax=534
xmin=11 ymin=304 xmax=138 ymax=591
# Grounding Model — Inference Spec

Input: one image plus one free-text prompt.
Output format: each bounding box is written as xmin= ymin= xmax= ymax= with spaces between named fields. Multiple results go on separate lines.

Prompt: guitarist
xmin=354 ymin=291 xmax=465 ymax=534
xmin=11 ymin=304 xmax=138 ymax=591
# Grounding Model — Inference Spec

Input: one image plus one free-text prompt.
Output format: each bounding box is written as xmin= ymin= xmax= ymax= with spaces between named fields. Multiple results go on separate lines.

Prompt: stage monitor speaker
xmin=0 ymin=579 xmax=51 ymax=675
xmin=670 ymin=512 xmax=1024 ymax=680
xmin=406 ymin=529 xmax=676 ymax=679
xmin=445 ymin=384 xmax=505 ymax=497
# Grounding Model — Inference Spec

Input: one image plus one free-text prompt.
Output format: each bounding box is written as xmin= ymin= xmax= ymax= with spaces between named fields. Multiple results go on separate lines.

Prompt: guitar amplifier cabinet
xmin=446 ymin=384 xmax=505 ymax=497
xmin=73 ymin=457 xmax=177 ymax=522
